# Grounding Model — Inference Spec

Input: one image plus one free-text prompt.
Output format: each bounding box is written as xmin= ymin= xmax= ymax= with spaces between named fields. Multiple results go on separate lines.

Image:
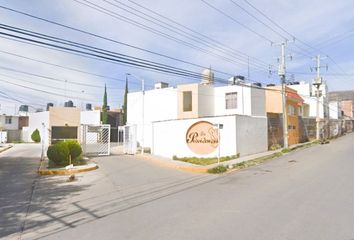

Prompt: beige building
xmin=340 ymin=100 xmax=353 ymax=118
xmin=25 ymin=107 xmax=81 ymax=145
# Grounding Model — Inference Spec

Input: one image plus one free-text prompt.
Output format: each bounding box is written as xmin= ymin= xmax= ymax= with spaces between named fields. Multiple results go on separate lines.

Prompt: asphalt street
xmin=3 ymin=133 xmax=354 ymax=240
xmin=0 ymin=144 xmax=41 ymax=240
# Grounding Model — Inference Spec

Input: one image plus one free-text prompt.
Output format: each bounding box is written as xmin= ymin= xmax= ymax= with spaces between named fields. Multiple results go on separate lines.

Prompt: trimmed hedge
xmin=47 ymin=140 xmax=83 ymax=167
xmin=47 ymin=141 xmax=70 ymax=166
xmin=31 ymin=129 xmax=41 ymax=143
xmin=66 ymin=140 xmax=82 ymax=160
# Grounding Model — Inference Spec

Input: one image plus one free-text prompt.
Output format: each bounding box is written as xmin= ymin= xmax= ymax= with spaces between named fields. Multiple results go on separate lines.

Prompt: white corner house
xmin=288 ymin=81 xmax=329 ymax=119
xmin=127 ymin=74 xmax=268 ymax=159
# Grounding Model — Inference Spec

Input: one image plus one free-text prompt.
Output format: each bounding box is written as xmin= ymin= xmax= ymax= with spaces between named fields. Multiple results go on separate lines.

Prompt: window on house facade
xmin=225 ymin=92 xmax=237 ymax=109
xmin=183 ymin=91 xmax=192 ymax=112
xmin=288 ymin=105 xmax=297 ymax=116
xmin=5 ymin=117 xmax=12 ymax=124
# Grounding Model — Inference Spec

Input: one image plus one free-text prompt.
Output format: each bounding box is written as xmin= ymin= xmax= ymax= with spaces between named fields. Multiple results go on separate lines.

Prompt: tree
xmin=31 ymin=129 xmax=41 ymax=143
xmin=122 ymin=77 xmax=128 ymax=125
xmin=102 ymin=84 xmax=108 ymax=124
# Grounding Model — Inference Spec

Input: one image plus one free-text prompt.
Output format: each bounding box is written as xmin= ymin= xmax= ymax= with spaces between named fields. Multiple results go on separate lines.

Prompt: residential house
xmin=288 ymin=81 xmax=329 ymax=119
xmin=266 ymin=85 xmax=305 ymax=146
xmin=0 ymin=115 xmax=29 ymax=143
xmin=127 ymin=72 xmax=268 ymax=159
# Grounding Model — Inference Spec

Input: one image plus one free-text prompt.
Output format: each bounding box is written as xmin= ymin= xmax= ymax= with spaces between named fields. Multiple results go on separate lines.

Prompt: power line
xmin=0 ymin=65 xmax=120 ymax=89
xmin=0 ymin=4 xmax=238 ymax=77
xmin=0 ymin=28 xmax=206 ymax=80
xmin=240 ymin=0 xmax=350 ymax=80
xmin=125 ymin=0 xmax=272 ymax=68
xmin=0 ymin=24 xmax=244 ymax=85
xmin=0 ymin=50 xmax=136 ymax=84
xmin=201 ymin=0 xmax=275 ymax=44
xmin=0 ymin=23 xmax=208 ymax=79
xmin=105 ymin=0 xmax=271 ymax=70
xmin=228 ymin=0 xmax=288 ymax=41
xmin=73 ymin=0 xmax=270 ymax=72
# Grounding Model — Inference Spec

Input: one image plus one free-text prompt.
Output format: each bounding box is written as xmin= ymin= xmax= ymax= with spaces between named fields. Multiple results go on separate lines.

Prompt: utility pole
xmin=278 ymin=42 xmax=288 ymax=148
xmin=141 ymin=78 xmax=145 ymax=155
xmin=312 ymin=55 xmax=327 ymax=141
xmin=126 ymin=73 xmax=145 ymax=155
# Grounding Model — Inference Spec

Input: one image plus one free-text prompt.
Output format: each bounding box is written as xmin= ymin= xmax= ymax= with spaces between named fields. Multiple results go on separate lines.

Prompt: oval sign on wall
xmin=186 ymin=121 xmax=219 ymax=155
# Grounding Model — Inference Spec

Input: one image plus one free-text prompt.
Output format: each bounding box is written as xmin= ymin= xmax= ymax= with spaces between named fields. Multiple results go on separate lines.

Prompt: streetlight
xmin=126 ymin=73 xmax=145 ymax=155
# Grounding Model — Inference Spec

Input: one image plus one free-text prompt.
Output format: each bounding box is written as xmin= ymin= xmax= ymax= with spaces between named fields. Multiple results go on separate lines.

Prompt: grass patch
xmin=48 ymin=155 xmax=87 ymax=169
xmin=270 ymin=143 xmax=281 ymax=151
xmin=207 ymin=165 xmax=228 ymax=174
xmin=232 ymin=152 xmax=283 ymax=170
xmin=284 ymin=140 xmax=321 ymax=153
xmin=281 ymin=148 xmax=291 ymax=153
xmin=173 ymin=154 xmax=240 ymax=166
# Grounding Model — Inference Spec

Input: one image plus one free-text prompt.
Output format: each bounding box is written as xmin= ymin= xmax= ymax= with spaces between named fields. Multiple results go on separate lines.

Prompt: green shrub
xmin=47 ymin=141 xmax=70 ymax=166
xmin=208 ymin=165 xmax=228 ymax=174
xmin=31 ymin=129 xmax=41 ymax=143
xmin=66 ymin=140 xmax=82 ymax=160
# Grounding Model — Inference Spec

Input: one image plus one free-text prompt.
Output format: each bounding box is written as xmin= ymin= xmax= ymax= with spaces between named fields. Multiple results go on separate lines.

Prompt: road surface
xmin=5 ymin=133 xmax=354 ymax=240
xmin=0 ymin=144 xmax=41 ymax=240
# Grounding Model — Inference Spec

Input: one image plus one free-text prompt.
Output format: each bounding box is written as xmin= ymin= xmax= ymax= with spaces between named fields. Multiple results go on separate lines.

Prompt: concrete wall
xmin=152 ymin=115 xmax=267 ymax=159
xmin=81 ymin=110 xmax=101 ymax=125
xmin=329 ymin=101 xmax=340 ymax=119
xmin=251 ymin=87 xmax=266 ymax=117
xmin=236 ymin=115 xmax=268 ymax=156
xmin=198 ymin=84 xmax=214 ymax=117
xmin=26 ymin=111 xmax=50 ymax=145
xmin=214 ymin=85 xmax=250 ymax=116
xmin=49 ymin=107 xmax=80 ymax=127
xmin=152 ymin=116 xmax=237 ymax=159
xmin=127 ymin=87 xmax=178 ymax=148
xmin=266 ymin=86 xmax=282 ymax=113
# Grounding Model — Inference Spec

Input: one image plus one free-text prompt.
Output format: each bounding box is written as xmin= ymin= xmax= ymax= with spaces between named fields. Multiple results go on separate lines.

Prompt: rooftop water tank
xmin=201 ymin=68 xmax=214 ymax=85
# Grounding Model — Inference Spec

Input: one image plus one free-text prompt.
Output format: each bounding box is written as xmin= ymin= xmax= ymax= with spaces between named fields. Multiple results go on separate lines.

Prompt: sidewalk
xmin=137 ymin=141 xmax=318 ymax=173
xmin=0 ymin=144 xmax=12 ymax=153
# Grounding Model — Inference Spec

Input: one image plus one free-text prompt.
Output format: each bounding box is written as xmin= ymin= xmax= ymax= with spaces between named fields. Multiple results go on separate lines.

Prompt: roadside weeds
xmin=207 ymin=140 xmax=321 ymax=174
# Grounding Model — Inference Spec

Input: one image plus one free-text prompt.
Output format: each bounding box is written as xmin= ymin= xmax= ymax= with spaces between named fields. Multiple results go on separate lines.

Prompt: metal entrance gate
xmin=119 ymin=125 xmax=137 ymax=154
xmin=81 ymin=124 xmax=111 ymax=156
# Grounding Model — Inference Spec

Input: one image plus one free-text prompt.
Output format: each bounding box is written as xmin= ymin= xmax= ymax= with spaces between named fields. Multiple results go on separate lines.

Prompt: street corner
xmin=38 ymin=162 xmax=99 ymax=176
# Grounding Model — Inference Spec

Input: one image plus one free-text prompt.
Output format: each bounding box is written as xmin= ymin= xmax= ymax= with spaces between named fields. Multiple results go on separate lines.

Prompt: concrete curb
xmin=38 ymin=163 xmax=98 ymax=176
xmin=0 ymin=145 xmax=13 ymax=153
xmin=140 ymin=155 xmax=209 ymax=173
xmin=140 ymin=140 xmax=320 ymax=174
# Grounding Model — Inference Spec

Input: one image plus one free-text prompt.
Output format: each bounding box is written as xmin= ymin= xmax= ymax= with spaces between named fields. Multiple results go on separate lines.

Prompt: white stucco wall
xmin=214 ymin=85 xmax=250 ymax=116
xmin=152 ymin=115 xmax=268 ymax=159
xmin=127 ymin=87 xmax=178 ymax=148
xmin=329 ymin=101 xmax=340 ymax=119
xmin=198 ymin=85 xmax=214 ymax=117
xmin=152 ymin=116 xmax=237 ymax=159
xmin=80 ymin=110 xmax=101 ymax=125
xmin=26 ymin=111 xmax=50 ymax=145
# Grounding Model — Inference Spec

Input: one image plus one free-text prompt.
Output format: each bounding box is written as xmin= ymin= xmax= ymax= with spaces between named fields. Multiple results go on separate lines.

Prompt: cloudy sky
xmin=0 ymin=0 xmax=353 ymax=114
